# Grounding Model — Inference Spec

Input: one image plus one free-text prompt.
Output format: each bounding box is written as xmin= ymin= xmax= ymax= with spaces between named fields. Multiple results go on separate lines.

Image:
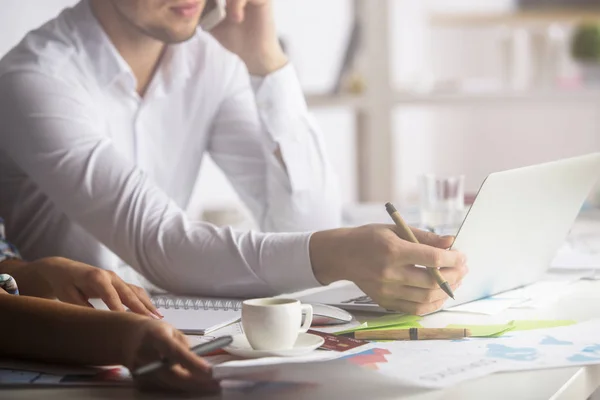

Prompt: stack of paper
xmin=445 ymin=279 xmax=578 ymax=315
xmin=551 ymin=214 xmax=600 ymax=270
xmin=551 ymin=243 xmax=600 ymax=269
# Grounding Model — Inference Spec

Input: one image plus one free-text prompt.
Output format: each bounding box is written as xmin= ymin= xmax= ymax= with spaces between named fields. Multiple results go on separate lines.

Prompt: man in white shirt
xmin=0 ymin=0 xmax=467 ymax=314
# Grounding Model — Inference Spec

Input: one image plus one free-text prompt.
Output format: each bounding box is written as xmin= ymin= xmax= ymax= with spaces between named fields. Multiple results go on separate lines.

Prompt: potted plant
xmin=572 ymin=24 xmax=600 ymax=85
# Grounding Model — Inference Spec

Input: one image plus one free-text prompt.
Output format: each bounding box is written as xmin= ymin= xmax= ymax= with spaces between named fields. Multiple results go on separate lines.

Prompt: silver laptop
xmin=301 ymin=153 xmax=600 ymax=313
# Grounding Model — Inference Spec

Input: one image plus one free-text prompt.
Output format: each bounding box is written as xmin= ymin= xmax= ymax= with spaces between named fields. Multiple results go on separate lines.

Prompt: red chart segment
xmin=340 ymin=348 xmax=391 ymax=370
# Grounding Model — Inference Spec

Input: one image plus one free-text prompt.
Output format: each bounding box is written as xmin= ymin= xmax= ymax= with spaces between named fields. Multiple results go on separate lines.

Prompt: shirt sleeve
xmin=207 ymin=62 xmax=342 ymax=232
xmin=0 ymin=218 xmax=21 ymax=263
xmin=0 ymin=71 xmax=322 ymax=297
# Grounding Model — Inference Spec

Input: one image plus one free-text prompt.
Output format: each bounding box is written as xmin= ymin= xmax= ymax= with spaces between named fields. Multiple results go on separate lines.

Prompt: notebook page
xmin=152 ymin=295 xmax=242 ymax=335
xmin=158 ymin=307 xmax=240 ymax=334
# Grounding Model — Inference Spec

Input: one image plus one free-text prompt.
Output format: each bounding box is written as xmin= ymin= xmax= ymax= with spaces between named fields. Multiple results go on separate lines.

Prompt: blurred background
xmin=3 ymin=0 xmax=600 ymax=227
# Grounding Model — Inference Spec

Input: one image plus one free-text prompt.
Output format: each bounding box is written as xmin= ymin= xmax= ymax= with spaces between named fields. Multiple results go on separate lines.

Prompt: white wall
xmin=390 ymin=0 xmax=600 ymax=199
xmin=0 ymin=0 xmax=78 ymax=55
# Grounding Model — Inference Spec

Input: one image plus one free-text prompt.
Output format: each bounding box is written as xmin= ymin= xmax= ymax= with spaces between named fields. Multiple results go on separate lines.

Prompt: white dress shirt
xmin=0 ymin=0 xmax=341 ymax=297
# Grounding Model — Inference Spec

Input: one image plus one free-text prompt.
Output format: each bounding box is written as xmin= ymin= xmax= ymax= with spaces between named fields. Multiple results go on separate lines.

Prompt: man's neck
xmin=90 ymin=0 xmax=165 ymax=97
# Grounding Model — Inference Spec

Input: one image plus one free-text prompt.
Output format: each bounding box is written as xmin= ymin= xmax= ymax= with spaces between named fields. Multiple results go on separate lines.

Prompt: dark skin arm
xmin=0 ymin=293 xmax=143 ymax=365
xmin=0 ymin=294 xmax=220 ymax=394
xmin=0 ymin=259 xmax=53 ymax=298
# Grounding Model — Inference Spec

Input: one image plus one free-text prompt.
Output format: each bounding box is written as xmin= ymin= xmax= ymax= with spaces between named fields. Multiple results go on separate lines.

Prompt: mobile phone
xmin=199 ymin=0 xmax=227 ymax=31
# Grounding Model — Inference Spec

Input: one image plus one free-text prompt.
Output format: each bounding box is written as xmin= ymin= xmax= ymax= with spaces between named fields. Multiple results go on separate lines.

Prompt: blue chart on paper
xmin=486 ymin=344 xmax=538 ymax=361
xmin=582 ymin=344 xmax=600 ymax=354
xmin=539 ymin=336 xmax=573 ymax=346
xmin=567 ymin=344 xmax=600 ymax=363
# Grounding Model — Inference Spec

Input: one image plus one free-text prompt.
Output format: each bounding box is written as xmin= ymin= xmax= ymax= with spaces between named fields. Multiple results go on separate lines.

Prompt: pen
xmin=385 ymin=202 xmax=455 ymax=300
xmin=354 ymin=328 xmax=471 ymax=341
xmin=133 ymin=335 xmax=233 ymax=376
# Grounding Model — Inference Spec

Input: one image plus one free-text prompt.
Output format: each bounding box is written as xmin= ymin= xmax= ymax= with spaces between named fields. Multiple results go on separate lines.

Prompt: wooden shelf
xmin=305 ymin=89 xmax=600 ymax=109
xmin=430 ymin=9 xmax=600 ymax=27
xmin=305 ymin=93 xmax=366 ymax=109
xmin=394 ymin=89 xmax=600 ymax=105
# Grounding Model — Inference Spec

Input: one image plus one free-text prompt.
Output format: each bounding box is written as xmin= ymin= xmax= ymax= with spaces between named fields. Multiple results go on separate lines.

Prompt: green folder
xmin=447 ymin=320 xmax=577 ymax=338
xmin=335 ymin=315 xmax=422 ymax=335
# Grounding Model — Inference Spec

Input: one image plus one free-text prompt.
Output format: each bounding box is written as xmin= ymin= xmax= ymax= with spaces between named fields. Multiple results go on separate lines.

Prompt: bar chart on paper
xmin=333 ymin=320 xmax=600 ymax=389
xmin=340 ymin=348 xmax=391 ymax=370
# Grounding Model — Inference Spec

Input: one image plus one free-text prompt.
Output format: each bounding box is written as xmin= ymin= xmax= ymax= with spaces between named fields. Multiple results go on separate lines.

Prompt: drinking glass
xmin=419 ymin=174 xmax=465 ymax=234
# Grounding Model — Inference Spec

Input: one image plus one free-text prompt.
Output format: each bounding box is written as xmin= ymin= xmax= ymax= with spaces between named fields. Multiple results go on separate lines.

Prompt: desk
xmin=5 ymin=277 xmax=600 ymax=400
xmin=6 ymin=210 xmax=600 ymax=399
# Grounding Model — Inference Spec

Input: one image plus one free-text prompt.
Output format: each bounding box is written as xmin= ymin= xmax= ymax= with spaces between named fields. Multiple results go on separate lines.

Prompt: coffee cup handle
xmin=299 ymin=304 xmax=313 ymax=333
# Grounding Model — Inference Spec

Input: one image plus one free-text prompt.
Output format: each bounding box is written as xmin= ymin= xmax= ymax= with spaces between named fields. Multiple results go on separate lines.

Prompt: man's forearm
xmin=0 ymin=295 xmax=143 ymax=366
xmin=0 ymin=259 xmax=53 ymax=298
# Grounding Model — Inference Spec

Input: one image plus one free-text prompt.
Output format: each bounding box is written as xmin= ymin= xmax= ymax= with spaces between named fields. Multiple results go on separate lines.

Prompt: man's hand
xmin=210 ymin=0 xmax=288 ymax=76
xmin=1 ymin=257 xmax=162 ymax=318
xmin=310 ymin=225 xmax=468 ymax=315
xmin=126 ymin=319 xmax=220 ymax=394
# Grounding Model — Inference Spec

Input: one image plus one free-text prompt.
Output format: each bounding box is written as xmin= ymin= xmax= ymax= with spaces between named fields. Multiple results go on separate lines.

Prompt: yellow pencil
xmin=354 ymin=328 xmax=470 ymax=341
xmin=385 ymin=202 xmax=455 ymax=299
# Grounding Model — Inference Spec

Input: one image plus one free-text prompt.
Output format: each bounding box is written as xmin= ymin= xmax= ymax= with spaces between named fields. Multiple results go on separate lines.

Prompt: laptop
xmin=300 ymin=153 xmax=600 ymax=313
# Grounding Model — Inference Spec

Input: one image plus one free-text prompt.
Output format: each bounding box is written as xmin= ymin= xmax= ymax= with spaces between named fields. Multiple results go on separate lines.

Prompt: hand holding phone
xmin=205 ymin=0 xmax=287 ymax=76
xmin=199 ymin=0 xmax=227 ymax=31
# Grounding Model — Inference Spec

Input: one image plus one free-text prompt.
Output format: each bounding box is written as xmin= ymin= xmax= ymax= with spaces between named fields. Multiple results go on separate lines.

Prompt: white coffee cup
xmin=241 ymin=298 xmax=313 ymax=351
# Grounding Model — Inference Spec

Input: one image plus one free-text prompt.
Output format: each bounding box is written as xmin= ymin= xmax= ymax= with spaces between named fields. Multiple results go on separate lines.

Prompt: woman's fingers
xmin=128 ymin=285 xmax=163 ymax=318
xmin=110 ymin=280 xmax=156 ymax=318
xmin=133 ymin=326 xmax=219 ymax=394
xmin=81 ymin=269 xmax=125 ymax=312
xmin=58 ymin=287 xmax=94 ymax=308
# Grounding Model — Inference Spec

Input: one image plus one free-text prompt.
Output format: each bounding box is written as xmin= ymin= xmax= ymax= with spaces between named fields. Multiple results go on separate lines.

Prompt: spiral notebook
xmin=151 ymin=295 xmax=242 ymax=335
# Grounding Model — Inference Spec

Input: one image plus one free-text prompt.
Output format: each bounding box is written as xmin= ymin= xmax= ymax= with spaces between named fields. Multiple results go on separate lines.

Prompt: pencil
xmin=385 ymin=202 xmax=455 ymax=299
xmin=354 ymin=328 xmax=470 ymax=341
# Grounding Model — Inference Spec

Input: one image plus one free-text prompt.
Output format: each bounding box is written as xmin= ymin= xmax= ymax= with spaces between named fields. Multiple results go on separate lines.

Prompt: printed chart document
xmin=334 ymin=319 xmax=600 ymax=389
xmin=0 ymin=361 xmax=129 ymax=387
xmin=192 ymin=319 xmax=600 ymax=390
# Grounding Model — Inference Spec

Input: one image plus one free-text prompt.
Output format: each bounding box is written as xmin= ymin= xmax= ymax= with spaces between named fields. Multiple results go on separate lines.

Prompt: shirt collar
xmin=69 ymin=0 xmax=195 ymax=96
xmin=70 ymin=0 xmax=134 ymax=89
xmin=152 ymin=42 xmax=194 ymax=97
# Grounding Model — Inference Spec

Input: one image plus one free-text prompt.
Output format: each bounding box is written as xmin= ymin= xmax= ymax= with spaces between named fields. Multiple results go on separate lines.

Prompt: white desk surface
xmin=6 ymin=210 xmax=600 ymax=399
xmin=5 ymin=275 xmax=600 ymax=400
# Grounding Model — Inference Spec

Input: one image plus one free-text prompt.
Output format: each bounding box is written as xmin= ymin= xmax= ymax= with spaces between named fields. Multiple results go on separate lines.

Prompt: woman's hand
xmin=126 ymin=319 xmax=220 ymax=394
xmin=33 ymin=257 xmax=162 ymax=318
xmin=0 ymin=294 xmax=218 ymax=394
xmin=0 ymin=257 xmax=162 ymax=318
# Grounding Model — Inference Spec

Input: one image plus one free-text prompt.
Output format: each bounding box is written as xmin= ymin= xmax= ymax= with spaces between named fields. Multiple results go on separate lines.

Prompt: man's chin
xmin=146 ymin=27 xmax=198 ymax=44
xmin=163 ymin=30 xmax=198 ymax=44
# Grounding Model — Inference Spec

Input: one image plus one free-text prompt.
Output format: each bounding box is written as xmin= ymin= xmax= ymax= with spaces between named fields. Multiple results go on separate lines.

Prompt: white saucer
xmin=224 ymin=333 xmax=325 ymax=359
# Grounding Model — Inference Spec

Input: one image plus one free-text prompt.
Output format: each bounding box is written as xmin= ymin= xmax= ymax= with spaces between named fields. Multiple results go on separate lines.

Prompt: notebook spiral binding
xmin=152 ymin=296 xmax=242 ymax=311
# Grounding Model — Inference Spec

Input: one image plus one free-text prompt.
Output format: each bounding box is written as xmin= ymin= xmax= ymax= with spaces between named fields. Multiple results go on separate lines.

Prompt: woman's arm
xmin=0 ymin=215 xmax=159 ymax=316
xmin=0 ymin=294 xmax=146 ymax=365
xmin=0 ymin=295 xmax=219 ymax=393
